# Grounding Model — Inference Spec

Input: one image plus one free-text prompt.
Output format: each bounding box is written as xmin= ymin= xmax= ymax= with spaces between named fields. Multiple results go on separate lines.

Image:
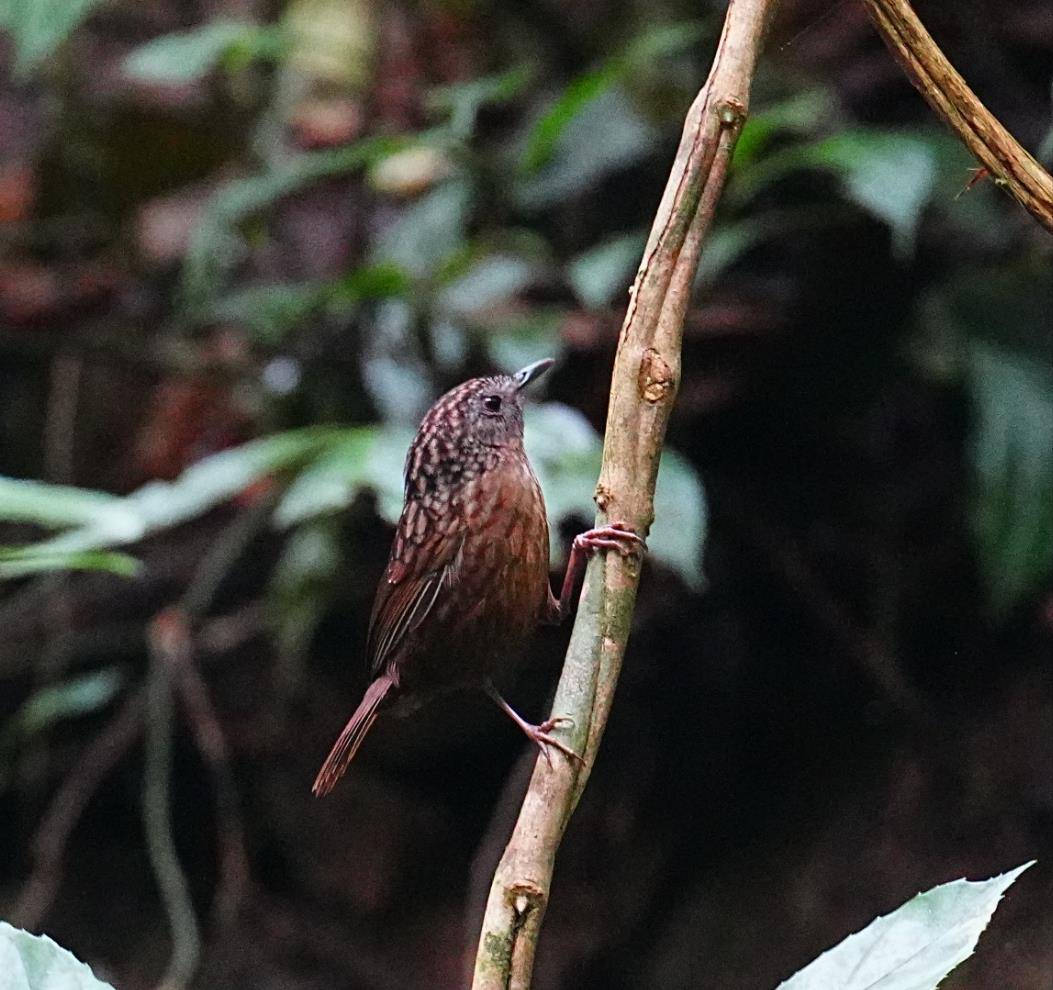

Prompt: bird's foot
xmin=526 ymin=719 xmax=584 ymax=767
xmin=573 ymin=521 xmax=646 ymax=558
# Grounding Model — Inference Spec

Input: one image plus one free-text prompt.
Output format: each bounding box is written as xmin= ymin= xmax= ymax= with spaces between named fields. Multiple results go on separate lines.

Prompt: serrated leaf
xmin=0 ymin=923 xmax=115 ymax=990
xmin=776 ymin=863 xmax=1033 ymax=990
xmin=968 ymin=344 xmax=1053 ymax=615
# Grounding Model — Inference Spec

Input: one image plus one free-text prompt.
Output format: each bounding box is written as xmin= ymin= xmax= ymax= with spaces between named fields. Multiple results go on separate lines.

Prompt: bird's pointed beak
xmin=513 ymin=358 xmax=555 ymax=390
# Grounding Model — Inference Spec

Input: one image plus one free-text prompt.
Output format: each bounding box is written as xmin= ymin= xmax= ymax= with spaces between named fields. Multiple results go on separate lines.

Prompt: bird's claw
xmin=574 ymin=521 xmax=646 ymax=559
xmin=528 ymin=724 xmax=584 ymax=766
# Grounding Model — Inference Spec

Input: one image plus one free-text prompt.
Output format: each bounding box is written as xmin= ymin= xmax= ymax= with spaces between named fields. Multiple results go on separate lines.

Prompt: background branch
xmin=470 ymin=2 xmax=773 ymax=987
xmin=862 ymin=0 xmax=1053 ymax=232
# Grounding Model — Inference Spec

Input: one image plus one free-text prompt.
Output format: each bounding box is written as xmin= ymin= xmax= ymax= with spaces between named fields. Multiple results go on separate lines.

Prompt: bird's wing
xmin=367 ymin=496 xmax=464 ymax=677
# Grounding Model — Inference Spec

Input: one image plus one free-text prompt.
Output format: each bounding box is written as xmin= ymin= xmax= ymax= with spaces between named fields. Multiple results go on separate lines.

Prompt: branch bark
xmin=470 ymin=3 xmax=773 ymax=987
xmin=862 ymin=0 xmax=1053 ymax=233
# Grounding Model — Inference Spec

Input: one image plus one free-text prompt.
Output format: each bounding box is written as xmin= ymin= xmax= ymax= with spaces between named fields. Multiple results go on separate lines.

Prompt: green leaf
xmin=0 ymin=478 xmax=138 ymax=533
xmin=515 ymin=87 xmax=658 ymax=209
xmin=5 ymin=669 xmax=124 ymax=742
xmin=429 ymin=65 xmax=534 ymax=140
xmin=274 ymin=427 xmax=413 ymax=527
xmin=524 ymin=404 xmax=707 ymax=587
xmin=523 ymin=22 xmax=704 ymax=172
xmin=567 ymin=232 xmax=646 ymax=309
xmin=14 ymin=429 xmax=341 ymax=560
xmin=968 ymin=344 xmax=1053 ymax=615
xmin=208 ymin=264 xmax=408 ymax=344
xmin=0 ymin=922 xmax=115 ymax=989
xmin=731 ymin=129 xmax=943 ymax=257
xmin=183 ymin=135 xmax=409 ymax=313
xmin=370 ymin=179 xmax=473 ymax=280
xmin=0 ymin=548 xmax=141 ymax=580
xmin=437 ymin=254 xmax=537 ymax=316
xmin=776 ymin=863 xmax=1032 ymax=990
xmin=1 ymin=0 xmax=107 ymax=76
xmin=814 ymin=132 xmax=937 ymax=257
xmin=123 ymin=21 xmax=285 ymax=84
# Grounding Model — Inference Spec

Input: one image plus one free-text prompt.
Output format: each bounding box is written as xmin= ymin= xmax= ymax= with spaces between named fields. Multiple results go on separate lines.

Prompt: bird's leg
xmin=544 ymin=521 xmax=645 ymax=624
xmin=485 ymin=683 xmax=583 ymax=766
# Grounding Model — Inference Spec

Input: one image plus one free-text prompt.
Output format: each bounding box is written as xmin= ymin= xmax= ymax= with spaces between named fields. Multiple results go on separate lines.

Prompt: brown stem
xmin=861 ymin=0 xmax=1053 ymax=233
xmin=469 ymin=3 xmax=774 ymax=987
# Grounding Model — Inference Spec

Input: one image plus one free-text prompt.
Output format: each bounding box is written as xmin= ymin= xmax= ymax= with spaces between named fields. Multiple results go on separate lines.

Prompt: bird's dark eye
xmin=482 ymin=395 xmax=502 ymax=414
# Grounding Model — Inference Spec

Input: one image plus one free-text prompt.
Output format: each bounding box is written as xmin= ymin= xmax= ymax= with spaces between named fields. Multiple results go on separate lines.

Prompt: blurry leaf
xmin=438 ymin=254 xmax=537 ymax=316
xmin=968 ymin=344 xmax=1053 ymax=615
xmin=1 ymin=0 xmax=106 ymax=76
xmin=732 ymin=88 xmax=837 ymax=170
xmin=695 ymin=217 xmax=770 ymax=285
xmin=776 ymin=863 xmax=1032 ymax=990
xmin=485 ymin=310 xmax=565 ymax=373
xmin=370 ymin=179 xmax=472 ymax=280
xmin=0 ymin=923 xmax=116 ymax=989
xmin=816 ymin=133 xmax=937 ymax=257
xmin=209 ymin=264 xmax=408 ymax=344
xmin=523 ymin=22 xmax=703 ymax=172
xmin=429 ymin=66 xmax=534 ymax=140
xmin=183 ymin=135 xmax=408 ymax=313
xmin=275 ymin=427 xmax=413 ymax=527
xmin=5 ymin=669 xmax=124 ymax=742
xmin=731 ymin=129 xmax=941 ymax=256
xmin=0 ymin=548 xmax=141 ymax=580
xmin=123 ymin=21 xmax=285 ymax=84
xmin=524 ymin=404 xmax=706 ymax=586
xmin=210 ymin=282 xmax=326 ymax=345
xmin=515 ymin=87 xmax=659 ymax=209
xmin=268 ymin=520 xmax=341 ymax=688
xmin=568 ymin=232 xmax=646 ymax=309
xmin=16 ymin=429 xmax=341 ymax=559
xmin=0 ymin=478 xmax=137 ymax=533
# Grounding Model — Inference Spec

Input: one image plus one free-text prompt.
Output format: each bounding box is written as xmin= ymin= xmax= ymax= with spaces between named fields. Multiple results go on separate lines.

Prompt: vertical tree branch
xmin=861 ymin=0 xmax=1053 ymax=232
xmin=470 ymin=3 xmax=773 ymax=987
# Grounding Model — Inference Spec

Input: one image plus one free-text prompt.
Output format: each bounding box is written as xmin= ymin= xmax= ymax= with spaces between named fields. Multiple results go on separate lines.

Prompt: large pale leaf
xmin=776 ymin=863 xmax=1032 ymax=990
xmin=0 ymin=923 xmax=115 ymax=990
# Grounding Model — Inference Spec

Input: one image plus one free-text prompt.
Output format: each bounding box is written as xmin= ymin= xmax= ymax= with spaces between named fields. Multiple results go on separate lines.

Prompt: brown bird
xmin=312 ymin=359 xmax=642 ymax=797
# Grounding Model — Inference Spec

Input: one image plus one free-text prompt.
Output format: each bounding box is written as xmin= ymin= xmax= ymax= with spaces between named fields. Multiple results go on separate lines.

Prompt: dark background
xmin=1 ymin=0 xmax=1051 ymax=987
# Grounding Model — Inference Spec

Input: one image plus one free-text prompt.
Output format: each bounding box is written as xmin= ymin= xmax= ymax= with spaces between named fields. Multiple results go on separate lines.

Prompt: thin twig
xmin=861 ymin=0 xmax=1053 ymax=232
xmin=145 ymin=612 xmax=202 ymax=990
xmin=12 ymin=687 xmax=146 ymax=929
xmin=470 ymin=3 xmax=774 ymax=986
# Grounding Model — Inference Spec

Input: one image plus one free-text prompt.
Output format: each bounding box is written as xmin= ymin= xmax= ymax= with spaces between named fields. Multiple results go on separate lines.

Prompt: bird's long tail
xmin=312 ymin=675 xmax=394 ymax=797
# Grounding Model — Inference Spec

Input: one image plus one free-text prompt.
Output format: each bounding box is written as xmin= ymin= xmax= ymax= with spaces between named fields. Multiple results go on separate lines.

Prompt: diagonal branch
xmin=862 ymin=0 xmax=1053 ymax=233
xmin=470 ymin=3 xmax=774 ymax=987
